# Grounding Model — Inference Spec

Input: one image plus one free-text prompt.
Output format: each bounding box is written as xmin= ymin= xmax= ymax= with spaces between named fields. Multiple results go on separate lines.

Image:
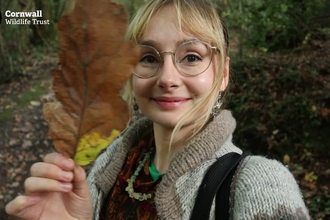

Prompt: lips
xmin=152 ymin=97 xmax=190 ymax=110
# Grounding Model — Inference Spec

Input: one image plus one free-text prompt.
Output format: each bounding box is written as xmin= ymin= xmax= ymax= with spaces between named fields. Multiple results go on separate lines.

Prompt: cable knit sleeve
xmin=231 ymin=156 xmax=310 ymax=220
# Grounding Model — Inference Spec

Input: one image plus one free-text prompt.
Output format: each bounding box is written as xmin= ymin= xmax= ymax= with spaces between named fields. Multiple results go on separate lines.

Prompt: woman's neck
xmin=152 ymin=123 xmax=192 ymax=174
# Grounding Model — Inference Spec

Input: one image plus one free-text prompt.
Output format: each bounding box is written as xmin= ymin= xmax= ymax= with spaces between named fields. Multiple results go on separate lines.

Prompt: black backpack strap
xmin=215 ymin=151 xmax=251 ymax=219
xmin=190 ymin=151 xmax=251 ymax=220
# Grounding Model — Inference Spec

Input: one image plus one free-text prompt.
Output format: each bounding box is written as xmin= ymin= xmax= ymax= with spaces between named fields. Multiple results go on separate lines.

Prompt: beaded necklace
xmin=125 ymin=148 xmax=154 ymax=201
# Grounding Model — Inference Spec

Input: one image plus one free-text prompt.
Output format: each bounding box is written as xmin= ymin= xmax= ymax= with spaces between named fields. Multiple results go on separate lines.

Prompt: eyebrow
xmin=138 ymin=38 xmax=199 ymax=48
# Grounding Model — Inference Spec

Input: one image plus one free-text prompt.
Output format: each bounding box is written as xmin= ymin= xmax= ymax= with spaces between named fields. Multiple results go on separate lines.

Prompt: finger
xmin=30 ymin=162 xmax=74 ymax=182
xmin=43 ymin=152 xmax=75 ymax=171
xmin=72 ymin=164 xmax=90 ymax=199
xmin=24 ymin=177 xmax=72 ymax=194
xmin=5 ymin=195 xmax=40 ymax=217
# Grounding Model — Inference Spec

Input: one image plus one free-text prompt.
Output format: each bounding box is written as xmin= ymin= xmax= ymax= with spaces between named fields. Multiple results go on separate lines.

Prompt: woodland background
xmin=0 ymin=0 xmax=329 ymax=219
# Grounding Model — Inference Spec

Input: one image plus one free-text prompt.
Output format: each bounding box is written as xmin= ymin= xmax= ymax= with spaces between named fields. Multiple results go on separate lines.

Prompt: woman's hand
xmin=5 ymin=153 xmax=93 ymax=220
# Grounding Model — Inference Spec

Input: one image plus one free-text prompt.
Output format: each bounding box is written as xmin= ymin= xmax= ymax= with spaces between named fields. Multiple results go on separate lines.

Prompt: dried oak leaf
xmin=43 ymin=0 xmax=139 ymax=165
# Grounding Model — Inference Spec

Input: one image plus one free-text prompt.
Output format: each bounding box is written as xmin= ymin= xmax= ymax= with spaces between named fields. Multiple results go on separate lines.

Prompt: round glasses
xmin=133 ymin=40 xmax=218 ymax=78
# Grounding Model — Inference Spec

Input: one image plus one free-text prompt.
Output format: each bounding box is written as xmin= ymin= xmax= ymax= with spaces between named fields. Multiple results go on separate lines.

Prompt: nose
xmin=156 ymin=52 xmax=181 ymax=91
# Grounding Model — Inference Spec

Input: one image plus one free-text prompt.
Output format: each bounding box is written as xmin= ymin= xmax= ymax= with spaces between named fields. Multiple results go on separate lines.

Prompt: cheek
xmin=132 ymin=77 xmax=152 ymax=97
xmin=188 ymin=73 xmax=214 ymax=95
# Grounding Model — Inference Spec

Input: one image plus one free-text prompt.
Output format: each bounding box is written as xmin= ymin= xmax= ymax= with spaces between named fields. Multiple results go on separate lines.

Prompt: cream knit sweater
xmin=87 ymin=110 xmax=310 ymax=220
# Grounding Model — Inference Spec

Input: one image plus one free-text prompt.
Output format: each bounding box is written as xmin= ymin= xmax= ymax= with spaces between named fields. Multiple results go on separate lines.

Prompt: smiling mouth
xmin=152 ymin=98 xmax=190 ymax=110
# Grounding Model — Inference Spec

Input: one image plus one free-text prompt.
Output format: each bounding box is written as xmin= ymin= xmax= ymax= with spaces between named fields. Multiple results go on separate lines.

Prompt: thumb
xmin=72 ymin=164 xmax=90 ymax=199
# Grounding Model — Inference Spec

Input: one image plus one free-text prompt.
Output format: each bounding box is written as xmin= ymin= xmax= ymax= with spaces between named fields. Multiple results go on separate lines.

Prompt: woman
xmin=6 ymin=0 xmax=310 ymax=219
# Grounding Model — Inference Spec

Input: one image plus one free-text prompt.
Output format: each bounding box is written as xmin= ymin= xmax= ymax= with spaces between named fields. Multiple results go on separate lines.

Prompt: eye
xmin=179 ymin=54 xmax=202 ymax=64
xmin=140 ymin=55 xmax=159 ymax=64
xmin=185 ymin=54 xmax=202 ymax=62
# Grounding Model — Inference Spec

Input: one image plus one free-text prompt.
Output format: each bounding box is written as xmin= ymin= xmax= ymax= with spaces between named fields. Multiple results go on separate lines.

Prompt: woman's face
xmin=132 ymin=6 xmax=217 ymax=128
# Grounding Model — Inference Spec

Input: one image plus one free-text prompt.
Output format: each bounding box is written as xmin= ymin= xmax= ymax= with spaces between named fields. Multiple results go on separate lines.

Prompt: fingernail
xmin=61 ymin=183 xmax=72 ymax=191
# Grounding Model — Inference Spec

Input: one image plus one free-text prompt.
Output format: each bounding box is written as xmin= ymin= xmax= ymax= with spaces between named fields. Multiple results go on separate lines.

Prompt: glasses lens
xmin=175 ymin=41 xmax=213 ymax=75
xmin=133 ymin=41 xmax=214 ymax=78
xmin=134 ymin=45 xmax=160 ymax=78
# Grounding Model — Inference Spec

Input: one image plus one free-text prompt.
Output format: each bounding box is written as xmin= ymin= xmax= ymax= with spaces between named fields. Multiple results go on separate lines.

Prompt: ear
xmin=220 ymin=56 xmax=230 ymax=91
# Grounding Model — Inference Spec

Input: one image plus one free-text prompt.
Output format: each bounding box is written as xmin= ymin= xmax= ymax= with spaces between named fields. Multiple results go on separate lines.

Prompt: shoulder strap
xmin=190 ymin=151 xmax=251 ymax=220
xmin=215 ymin=151 xmax=251 ymax=219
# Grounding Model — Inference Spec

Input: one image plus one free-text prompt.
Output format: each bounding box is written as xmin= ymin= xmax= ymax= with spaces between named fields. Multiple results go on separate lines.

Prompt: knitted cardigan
xmin=87 ymin=110 xmax=310 ymax=220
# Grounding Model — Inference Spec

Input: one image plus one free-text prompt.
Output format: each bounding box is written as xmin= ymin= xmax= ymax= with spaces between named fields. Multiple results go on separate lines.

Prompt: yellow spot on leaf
xmin=74 ymin=129 xmax=120 ymax=165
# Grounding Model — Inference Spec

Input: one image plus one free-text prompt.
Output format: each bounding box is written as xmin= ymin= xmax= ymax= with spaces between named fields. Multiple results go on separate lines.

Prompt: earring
xmin=130 ymin=98 xmax=140 ymax=123
xmin=211 ymin=93 xmax=222 ymax=117
xmin=133 ymin=98 xmax=139 ymax=117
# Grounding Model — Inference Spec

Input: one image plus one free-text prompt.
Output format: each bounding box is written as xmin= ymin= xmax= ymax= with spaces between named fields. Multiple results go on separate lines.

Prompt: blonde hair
xmin=122 ymin=0 xmax=229 ymax=143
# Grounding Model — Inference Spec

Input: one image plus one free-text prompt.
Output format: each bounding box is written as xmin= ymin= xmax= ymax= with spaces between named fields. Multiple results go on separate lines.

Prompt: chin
xmin=147 ymin=111 xmax=198 ymax=129
xmin=146 ymin=112 xmax=182 ymax=127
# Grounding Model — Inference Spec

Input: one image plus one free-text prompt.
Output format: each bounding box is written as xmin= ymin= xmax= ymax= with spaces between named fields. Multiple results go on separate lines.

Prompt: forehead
xmin=139 ymin=6 xmax=198 ymax=46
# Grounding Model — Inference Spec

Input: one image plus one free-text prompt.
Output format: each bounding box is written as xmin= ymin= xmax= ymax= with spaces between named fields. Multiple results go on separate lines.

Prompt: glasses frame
xmin=133 ymin=40 xmax=219 ymax=79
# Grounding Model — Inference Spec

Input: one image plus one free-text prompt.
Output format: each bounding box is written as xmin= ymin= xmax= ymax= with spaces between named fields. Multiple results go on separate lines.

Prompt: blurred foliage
xmin=216 ymin=0 xmax=330 ymax=54
xmin=308 ymin=194 xmax=330 ymax=219
xmin=227 ymin=56 xmax=330 ymax=157
xmin=0 ymin=0 xmax=69 ymax=84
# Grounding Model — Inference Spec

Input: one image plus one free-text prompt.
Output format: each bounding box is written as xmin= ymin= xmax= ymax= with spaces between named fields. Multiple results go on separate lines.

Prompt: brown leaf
xmin=43 ymin=102 xmax=78 ymax=157
xmin=43 ymin=0 xmax=139 ymax=159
